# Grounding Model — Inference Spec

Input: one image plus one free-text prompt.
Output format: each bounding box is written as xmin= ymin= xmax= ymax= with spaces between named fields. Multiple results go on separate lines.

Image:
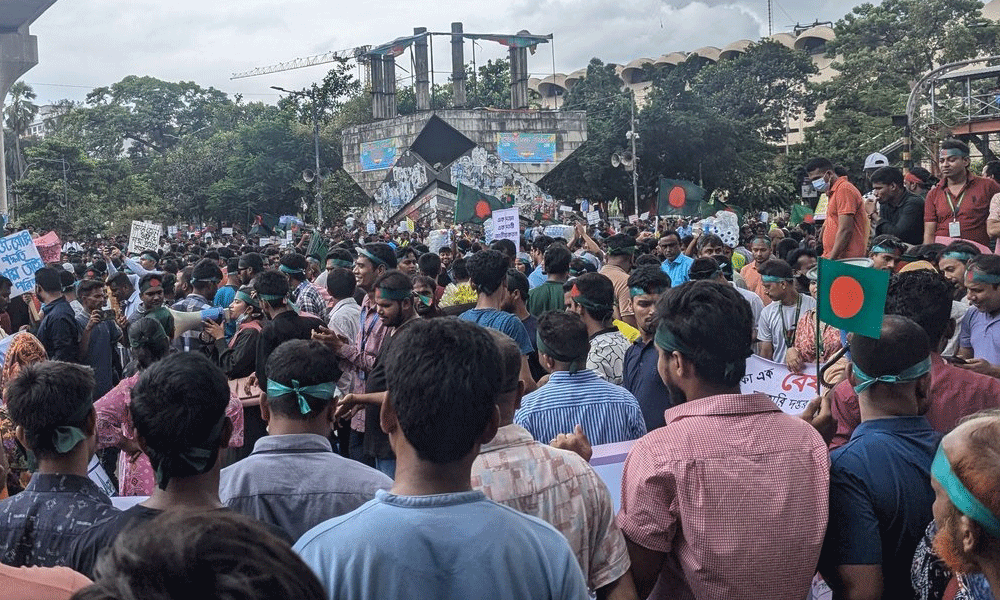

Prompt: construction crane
xmin=230 ymin=46 xmax=371 ymax=80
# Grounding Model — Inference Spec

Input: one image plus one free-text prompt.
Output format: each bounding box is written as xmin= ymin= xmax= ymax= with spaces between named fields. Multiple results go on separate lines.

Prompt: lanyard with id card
xmin=945 ymin=185 xmax=968 ymax=237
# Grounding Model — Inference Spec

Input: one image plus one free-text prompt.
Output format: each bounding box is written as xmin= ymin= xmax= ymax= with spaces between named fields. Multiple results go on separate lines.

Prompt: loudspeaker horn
xmin=620 ymin=150 xmax=634 ymax=169
xmin=167 ymin=307 xmax=225 ymax=340
xmin=611 ymin=153 xmax=621 ymax=167
xmin=302 ymin=169 xmax=315 ymax=183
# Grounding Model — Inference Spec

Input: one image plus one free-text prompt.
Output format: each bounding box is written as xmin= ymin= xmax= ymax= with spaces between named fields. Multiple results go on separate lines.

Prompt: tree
xmin=3 ymin=81 xmax=39 ymax=180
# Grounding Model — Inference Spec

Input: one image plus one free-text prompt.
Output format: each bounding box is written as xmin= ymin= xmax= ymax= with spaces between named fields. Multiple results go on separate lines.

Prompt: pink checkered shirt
xmin=617 ymin=393 xmax=830 ymax=600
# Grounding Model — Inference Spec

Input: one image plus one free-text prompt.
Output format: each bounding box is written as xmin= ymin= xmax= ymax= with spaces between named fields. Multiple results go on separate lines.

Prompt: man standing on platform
xmin=924 ymin=139 xmax=1000 ymax=248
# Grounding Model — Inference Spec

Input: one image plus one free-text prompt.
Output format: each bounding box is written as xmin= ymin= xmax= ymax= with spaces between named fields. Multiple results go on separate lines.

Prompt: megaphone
xmin=167 ymin=307 xmax=226 ymax=340
xmin=611 ymin=153 xmax=622 ymax=168
xmin=621 ymin=150 xmax=634 ymax=170
xmin=302 ymin=169 xmax=316 ymax=183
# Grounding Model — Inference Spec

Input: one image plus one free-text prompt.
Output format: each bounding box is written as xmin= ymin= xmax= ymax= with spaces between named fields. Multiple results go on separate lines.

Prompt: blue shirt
xmin=458 ymin=308 xmax=533 ymax=355
xmin=960 ymin=305 xmax=1000 ymax=365
xmin=660 ymin=254 xmax=693 ymax=287
xmin=622 ymin=339 xmax=674 ymax=431
xmin=293 ymin=489 xmax=589 ymax=600
xmin=819 ymin=416 xmax=940 ymax=596
xmin=214 ymin=284 xmax=238 ymax=340
xmin=528 ymin=264 xmax=546 ymax=290
xmin=514 ymin=370 xmax=647 ymax=445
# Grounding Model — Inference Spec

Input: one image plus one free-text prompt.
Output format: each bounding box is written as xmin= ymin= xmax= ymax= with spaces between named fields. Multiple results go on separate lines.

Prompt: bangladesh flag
xmin=816 ymin=258 xmax=889 ymax=338
xmin=789 ymin=204 xmax=814 ymax=226
xmin=454 ymin=183 xmax=512 ymax=225
xmin=657 ymin=179 xmax=706 ymax=217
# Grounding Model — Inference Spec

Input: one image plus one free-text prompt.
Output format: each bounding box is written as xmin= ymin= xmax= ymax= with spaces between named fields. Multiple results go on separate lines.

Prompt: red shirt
xmin=924 ymin=173 xmax=1000 ymax=247
xmin=617 ymin=393 xmax=830 ymax=600
xmin=829 ymin=353 xmax=1000 ymax=449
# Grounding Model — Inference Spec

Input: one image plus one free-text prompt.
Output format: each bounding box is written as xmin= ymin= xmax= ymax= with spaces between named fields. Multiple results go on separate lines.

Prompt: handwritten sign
xmin=490 ymin=207 xmax=520 ymax=252
xmin=426 ymin=229 xmax=452 ymax=253
xmin=587 ymin=210 xmax=600 ymax=225
xmin=127 ymin=221 xmax=161 ymax=255
xmin=628 ymin=214 xmax=639 ymax=224
xmin=167 ymin=225 xmax=178 ymax=236
xmin=741 ymin=355 xmax=818 ymax=415
xmin=0 ymin=231 xmax=45 ymax=297
xmin=221 ymin=227 xmax=234 ymax=235
xmin=33 ymin=231 xmax=61 ymax=264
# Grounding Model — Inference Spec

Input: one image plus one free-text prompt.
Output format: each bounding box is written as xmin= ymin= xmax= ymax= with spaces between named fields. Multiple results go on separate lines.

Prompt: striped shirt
xmin=514 ymin=370 xmax=647 ymax=445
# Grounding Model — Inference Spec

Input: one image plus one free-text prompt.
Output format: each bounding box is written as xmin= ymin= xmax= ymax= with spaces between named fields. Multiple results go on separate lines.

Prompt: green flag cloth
xmin=816 ymin=258 xmax=889 ymax=338
xmin=306 ymin=229 xmax=328 ymax=261
xmin=790 ymin=204 xmax=814 ymax=226
xmin=657 ymin=179 xmax=707 ymax=217
xmin=455 ymin=183 xmax=511 ymax=225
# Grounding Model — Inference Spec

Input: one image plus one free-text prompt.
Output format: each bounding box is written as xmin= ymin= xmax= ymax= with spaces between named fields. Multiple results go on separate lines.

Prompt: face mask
xmin=812 ymin=176 xmax=829 ymax=193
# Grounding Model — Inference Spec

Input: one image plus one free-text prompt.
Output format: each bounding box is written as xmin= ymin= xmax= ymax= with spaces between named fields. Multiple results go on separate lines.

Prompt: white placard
xmin=740 ymin=355 xmax=818 ymax=415
xmin=639 ymin=212 xmax=649 ymax=220
xmin=366 ymin=222 xmax=376 ymax=235
xmin=427 ymin=229 xmax=452 ymax=253
xmin=587 ymin=210 xmax=600 ymax=225
xmin=127 ymin=221 xmax=161 ymax=255
xmin=167 ymin=225 xmax=178 ymax=236
xmin=759 ymin=211 xmax=769 ymax=223
xmin=88 ymin=455 xmax=116 ymax=497
xmin=491 ymin=207 xmax=520 ymax=253
xmin=285 ymin=230 xmax=294 ymax=247
xmin=559 ymin=205 xmax=574 ymax=213
xmin=221 ymin=227 xmax=234 ymax=235
xmin=628 ymin=215 xmax=639 ymax=224
xmin=0 ymin=231 xmax=44 ymax=297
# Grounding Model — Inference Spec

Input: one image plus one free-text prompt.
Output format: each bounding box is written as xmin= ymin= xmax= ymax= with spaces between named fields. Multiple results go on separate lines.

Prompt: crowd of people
xmin=0 ymin=146 xmax=998 ymax=600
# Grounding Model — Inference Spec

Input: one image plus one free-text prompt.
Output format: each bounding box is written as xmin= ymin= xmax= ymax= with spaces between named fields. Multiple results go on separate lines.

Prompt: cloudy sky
xmin=20 ymin=0 xmax=861 ymax=105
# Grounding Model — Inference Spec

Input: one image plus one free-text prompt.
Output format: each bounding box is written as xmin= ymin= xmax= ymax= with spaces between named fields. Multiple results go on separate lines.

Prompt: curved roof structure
xmin=720 ymin=39 xmax=753 ymax=60
xmin=794 ymin=25 xmax=834 ymax=52
xmin=527 ymin=77 xmax=541 ymax=93
xmin=621 ymin=57 xmax=653 ymax=84
xmin=564 ymin=68 xmax=587 ymax=89
xmin=537 ymin=73 xmax=567 ymax=97
xmin=653 ymin=52 xmax=687 ymax=67
xmin=688 ymin=46 xmax=721 ymax=63
xmin=769 ymin=32 xmax=797 ymax=49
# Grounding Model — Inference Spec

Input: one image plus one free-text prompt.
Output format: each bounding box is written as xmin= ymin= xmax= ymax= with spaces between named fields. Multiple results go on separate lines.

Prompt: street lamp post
xmin=272 ymin=85 xmax=324 ymax=229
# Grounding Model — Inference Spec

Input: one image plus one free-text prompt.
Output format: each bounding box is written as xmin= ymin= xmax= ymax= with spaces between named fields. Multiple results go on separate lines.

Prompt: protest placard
xmin=590 ymin=439 xmax=635 ymax=513
xmin=426 ymin=229 xmax=452 ymax=253
xmin=543 ymin=225 xmax=574 ymax=240
xmin=628 ymin=214 xmax=639 ymax=224
xmin=127 ymin=221 xmax=161 ymax=255
xmin=0 ymin=231 xmax=45 ymax=297
xmin=221 ymin=227 xmax=234 ymax=235
xmin=366 ymin=222 xmax=376 ymax=235
xmin=33 ymin=231 xmax=61 ymax=264
xmin=740 ymin=355 xmax=818 ymax=415
xmin=559 ymin=205 xmax=573 ymax=213
xmin=167 ymin=225 xmax=178 ymax=236
xmin=639 ymin=212 xmax=649 ymax=220
xmin=490 ymin=207 xmax=520 ymax=252
xmin=587 ymin=211 xmax=600 ymax=225
xmin=285 ymin=229 xmax=294 ymax=247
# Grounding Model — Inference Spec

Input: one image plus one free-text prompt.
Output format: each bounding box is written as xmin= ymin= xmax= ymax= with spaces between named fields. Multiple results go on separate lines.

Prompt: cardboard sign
xmin=639 ymin=212 xmax=649 ymax=220
xmin=0 ymin=231 xmax=45 ymax=297
xmin=127 ymin=221 xmax=161 ymax=255
xmin=587 ymin=211 xmax=600 ymax=225
xmin=628 ymin=214 xmax=639 ymax=224
xmin=221 ymin=227 xmax=234 ymax=235
xmin=33 ymin=231 xmax=61 ymax=264
xmin=491 ymin=207 xmax=520 ymax=252
xmin=559 ymin=205 xmax=574 ymax=213
xmin=741 ymin=355 xmax=819 ymax=415
xmin=590 ymin=439 xmax=636 ymax=514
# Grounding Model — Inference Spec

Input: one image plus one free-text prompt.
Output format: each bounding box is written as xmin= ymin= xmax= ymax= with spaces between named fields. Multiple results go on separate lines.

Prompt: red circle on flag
xmin=668 ymin=186 xmax=686 ymax=208
xmin=830 ymin=276 xmax=865 ymax=319
xmin=475 ymin=200 xmax=491 ymax=219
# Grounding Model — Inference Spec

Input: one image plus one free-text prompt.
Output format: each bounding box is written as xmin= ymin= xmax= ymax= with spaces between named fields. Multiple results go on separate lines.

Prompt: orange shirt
xmin=740 ymin=262 xmax=771 ymax=306
xmin=821 ymin=178 xmax=867 ymax=259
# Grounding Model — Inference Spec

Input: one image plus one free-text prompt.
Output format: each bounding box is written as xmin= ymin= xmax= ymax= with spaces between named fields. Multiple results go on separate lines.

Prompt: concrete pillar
xmin=370 ymin=56 xmax=384 ymax=119
xmin=509 ymin=46 xmax=528 ymax=110
xmin=414 ymin=27 xmax=430 ymax=111
xmin=0 ymin=32 xmax=39 ymax=219
xmin=451 ymin=22 xmax=466 ymax=108
xmin=383 ymin=56 xmax=397 ymax=118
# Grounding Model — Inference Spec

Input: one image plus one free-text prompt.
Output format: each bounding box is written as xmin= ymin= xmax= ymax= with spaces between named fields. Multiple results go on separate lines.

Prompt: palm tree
xmin=3 ymin=81 xmax=39 ymax=180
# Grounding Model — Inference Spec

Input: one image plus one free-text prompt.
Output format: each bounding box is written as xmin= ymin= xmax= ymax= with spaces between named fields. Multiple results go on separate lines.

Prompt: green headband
xmin=267 ymin=379 xmax=340 ymax=415
xmin=760 ymin=274 xmax=792 ymax=283
xmin=535 ymin=331 xmax=587 ymax=374
xmin=235 ymin=290 xmax=260 ymax=309
xmin=630 ymin=285 xmax=665 ymax=297
xmin=933 ymin=444 xmax=1000 ymax=539
xmin=147 ymin=414 xmax=226 ymax=490
xmin=257 ymin=292 xmax=288 ymax=303
xmin=569 ymin=284 xmax=612 ymax=314
xmin=416 ymin=293 xmax=433 ymax=306
xmin=357 ymin=248 xmax=387 ymax=268
xmin=608 ymin=246 xmax=636 ymax=256
xmin=655 ymin=325 xmax=743 ymax=379
xmin=940 ymin=148 xmax=970 ymax=159
xmin=279 ymin=264 xmax=305 ymax=276
xmin=129 ymin=319 xmax=169 ymax=350
xmin=852 ymin=356 xmax=931 ymax=394
xmin=751 ymin=236 xmax=771 ymax=247
xmin=870 ymin=245 xmax=898 ymax=255
xmin=967 ymin=268 xmax=1000 ymax=286
xmin=329 ymin=259 xmax=354 ymax=268
xmin=375 ymin=286 xmax=412 ymax=301
xmin=49 ymin=398 xmax=94 ymax=454
xmin=941 ymin=251 xmax=975 ymax=263
xmin=140 ymin=252 xmax=158 ymax=262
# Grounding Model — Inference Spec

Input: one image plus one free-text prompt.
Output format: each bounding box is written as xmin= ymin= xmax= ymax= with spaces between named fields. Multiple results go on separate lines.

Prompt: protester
xmin=171 ymin=258 xmax=221 ymax=353
xmin=658 ymin=229 xmax=692 ymax=287
xmin=689 ymin=256 xmax=763 ymax=333
xmin=599 ymin=233 xmax=637 ymax=327
xmin=0 ymin=335 xmax=49 ymax=495
xmin=807 ymin=156 xmax=867 ymax=259
xmin=293 ymin=317 xmax=589 ymax=600
xmin=925 ymin=139 xmax=1000 ymax=248
xmin=253 ymin=270 xmax=325 ymax=385
xmin=567 ymin=273 xmax=631 ymax=384
xmin=872 ymin=166 xmax=926 ymax=245
xmin=740 ymin=235 xmax=773 ymax=305
xmin=0 ymin=362 xmax=118 ymax=567
xmin=528 ymin=243 xmax=572 ymax=317
xmin=757 ymin=259 xmax=817 ymax=365
xmin=71 ymin=511 xmax=325 ymax=600
xmin=502 ymin=268 xmax=544 ymax=380
xmin=618 ymin=281 xmax=829 ymax=599
xmin=527 ymin=235 xmax=554 ymax=289
xmin=219 ymin=340 xmax=390 ymax=540
xmin=957 ymin=255 xmax=1000 ymax=378
xmin=34 ymin=267 xmax=82 ymax=363
xmin=2 ymin=563 xmax=91 ymax=599
xmin=622 ymin=266 xmax=673 ymax=431
xmin=412 ymin=275 xmax=443 ymax=319
xmin=280 ymin=253 xmax=330 ymax=322
xmin=76 ymin=280 xmax=122 ymax=400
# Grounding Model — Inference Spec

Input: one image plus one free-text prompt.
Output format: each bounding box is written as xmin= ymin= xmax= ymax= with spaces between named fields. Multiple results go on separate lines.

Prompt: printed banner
xmin=741 ymin=355 xmax=818 ymax=415
xmin=360 ymin=139 xmax=398 ymax=171
xmin=221 ymin=227 xmax=234 ymax=235
xmin=587 ymin=211 xmax=601 ymax=225
xmin=490 ymin=207 xmax=520 ymax=253
xmin=127 ymin=221 xmax=161 ymax=255
xmin=497 ymin=132 xmax=556 ymax=164
xmin=33 ymin=231 xmax=61 ymax=264
xmin=0 ymin=231 xmax=45 ymax=297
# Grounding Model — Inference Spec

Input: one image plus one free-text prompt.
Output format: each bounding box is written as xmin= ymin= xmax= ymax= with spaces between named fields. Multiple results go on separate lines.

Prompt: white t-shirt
xmin=757 ymin=293 xmax=817 ymax=363
xmin=734 ymin=285 xmax=764 ymax=328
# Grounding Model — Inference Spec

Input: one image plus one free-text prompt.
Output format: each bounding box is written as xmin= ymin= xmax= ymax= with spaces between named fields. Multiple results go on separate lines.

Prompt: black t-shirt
xmin=67 ymin=504 xmax=162 ymax=578
xmin=362 ymin=318 xmax=418 ymax=460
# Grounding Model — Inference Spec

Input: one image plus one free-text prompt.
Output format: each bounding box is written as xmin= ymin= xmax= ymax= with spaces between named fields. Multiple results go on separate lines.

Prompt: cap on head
xmin=864 ymin=152 xmax=889 ymax=170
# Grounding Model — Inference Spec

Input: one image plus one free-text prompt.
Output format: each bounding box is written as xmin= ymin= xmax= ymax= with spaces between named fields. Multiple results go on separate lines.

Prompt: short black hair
xmin=543 ymin=244 xmax=572 ymax=276
xmin=129 ymin=316 xmax=171 ymax=369
xmin=696 ymin=234 xmax=724 ymax=253
xmin=505 ymin=268 xmax=529 ymax=301
xmin=130 ymin=353 xmax=231 ymax=489
xmin=941 ymin=241 xmax=981 ymax=261
xmin=6 ymin=362 xmax=95 ymax=457
xmin=851 ymin=315 xmax=930 ymax=385
xmin=253 ymin=270 xmax=289 ymax=307
xmin=941 ymin=138 xmax=971 ymax=156
xmin=805 ymin=157 xmax=834 ymax=173
xmin=870 ymin=234 xmax=905 ymax=254
xmin=627 ymin=265 xmax=670 ymax=294
xmin=786 ymin=248 xmax=817 ymax=271
xmin=77 ymin=278 xmax=105 ymax=297
xmin=59 ymin=269 xmax=76 ymax=293
xmin=279 ymin=253 xmax=309 ymax=282
xmin=537 ymin=310 xmax=589 ymax=363
xmin=531 ymin=235 xmax=554 ymax=254
xmin=635 ymin=254 xmax=662 ymax=268
xmin=775 ymin=238 xmax=799 ymax=262
xmin=885 ymin=270 xmax=953 ymax=347
xmin=326 ymin=248 xmax=354 ymax=264
xmin=373 ymin=269 xmax=413 ymax=298
xmin=35 ymin=267 xmax=63 ymax=293
xmin=870 ymin=166 xmax=904 ymax=187
xmin=757 ymin=259 xmax=794 ymax=280
xmin=605 ymin=233 xmax=635 ymax=255
xmin=466 ymin=250 xmax=508 ymax=295
xmin=362 ymin=243 xmax=397 ymax=270
xmin=689 ymin=257 xmax=724 ymax=281
xmin=451 ymin=257 xmax=469 ymax=281
xmin=326 ymin=268 xmax=356 ymax=300
xmin=383 ymin=318 xmax=500 ymax=464
xmin=570 ymin=272 xmax=615 ymax=322
xmin=490 ymin=238 xmax=517 ymax=261
xmin=191 ymin=258 xmax=223 ymax=288
xmin=660 ymin=229 xmax=681 ymax=244
xmin=417 ymin=252 xmax=441 ymax=278
xmin=265 ymin=340 xmax=342 ymax=420
xmin=655 ymin=281 xmax=753 ymax=387
xmin=82 ymin=512 xmax=326 ymax=600
xmin=238 ymin=252 xmax=264 ymax=273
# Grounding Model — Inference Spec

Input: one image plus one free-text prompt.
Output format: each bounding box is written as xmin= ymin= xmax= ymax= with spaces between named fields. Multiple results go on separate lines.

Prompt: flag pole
xmin=815 ymin=257 xmax=822 ymax=397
